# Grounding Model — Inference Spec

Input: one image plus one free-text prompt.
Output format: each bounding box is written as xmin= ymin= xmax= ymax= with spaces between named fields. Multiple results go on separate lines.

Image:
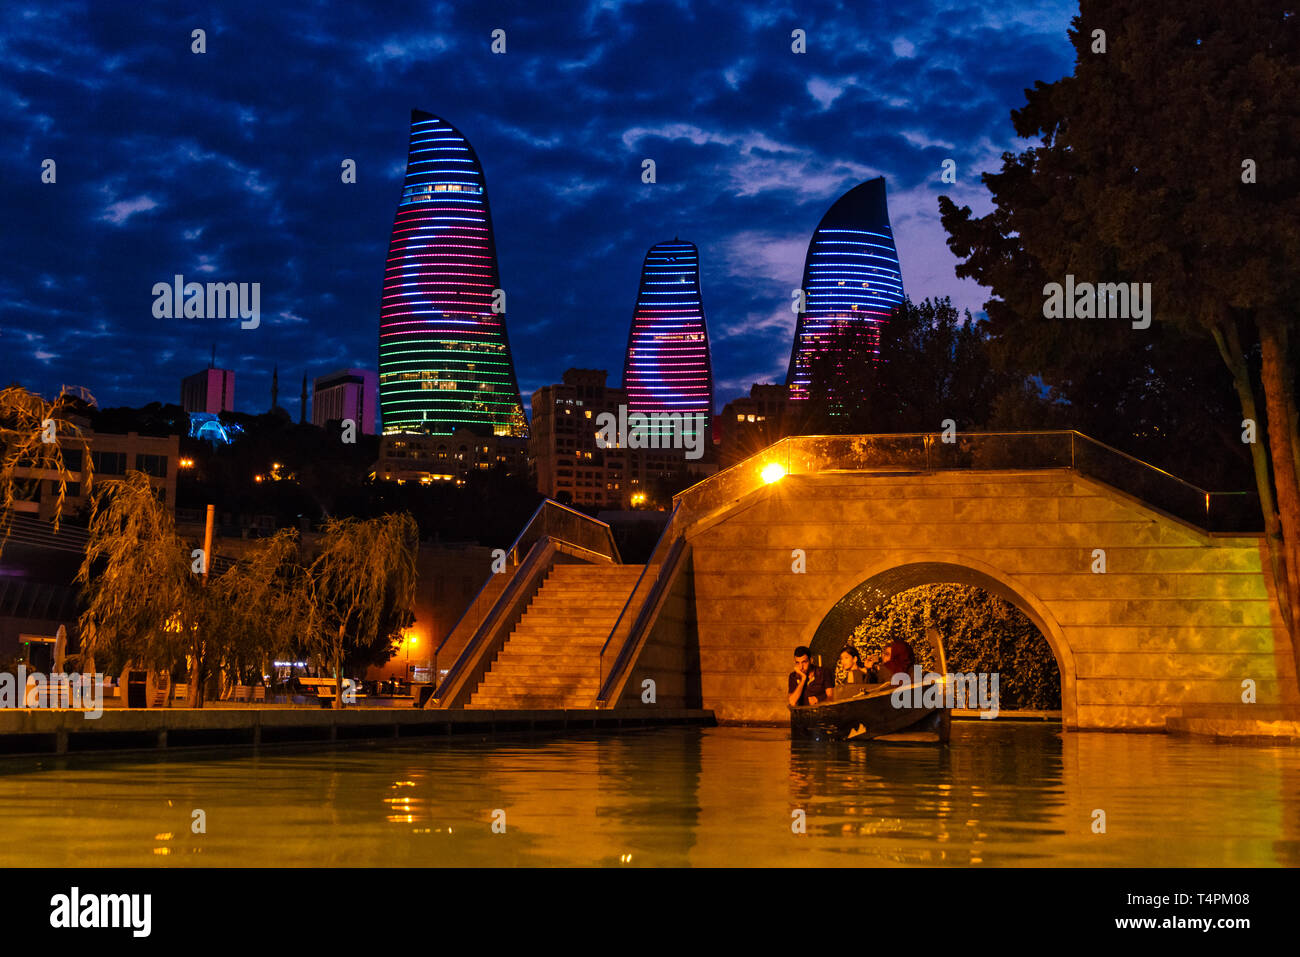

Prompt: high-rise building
xmin=531 ymin=369 xmax=714 ymax=510
xmin=785 ymin=177 xmax=904 ymax=401
xmin=377 ymin=109 xmax=528 ymax=438
xmin=313 ymin=368 xmax=377 ymax=434
xmin=622 ymin=239 xmax=713 ymax=444
xmin=181 ymin=367 xmax=234 ymax=414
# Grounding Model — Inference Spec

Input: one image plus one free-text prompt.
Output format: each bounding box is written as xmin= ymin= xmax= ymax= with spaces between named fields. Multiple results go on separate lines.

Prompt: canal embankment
xmin=0 ymin=706 xmax=716 ymax=757
xmin=1166 ymin=704 xmax=1300 ymax=744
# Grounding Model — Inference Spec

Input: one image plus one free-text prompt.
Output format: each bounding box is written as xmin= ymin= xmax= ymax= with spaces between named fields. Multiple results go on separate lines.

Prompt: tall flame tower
xmin=786 ymin=177 xmax=904 ymax=401
xmin=378 ymin=110 xmax=527 ymax=436
xmin=621 ymin=238 xmax=713 ymax=443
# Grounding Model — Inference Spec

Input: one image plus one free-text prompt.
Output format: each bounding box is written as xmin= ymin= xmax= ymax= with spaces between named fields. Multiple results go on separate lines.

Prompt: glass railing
xmin=671 ymin=430 xmax=1261 ymax=533
xmin=505 ymin=499 xmax=623 ymax=566
xmin=598 ymin=502 xmax=685 ymax=699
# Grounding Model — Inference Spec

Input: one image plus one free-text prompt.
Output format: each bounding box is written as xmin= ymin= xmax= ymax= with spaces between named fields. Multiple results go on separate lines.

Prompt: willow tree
xmin=209 ymin=529 xmax=313 ymax=697
xmin=0 ymin=385 xmax=95 ymax=557
xmin=76 ymin=471 xmax=197 ymax=692
xmin=306 ymin=513 xmax=418 ymax=709
xmin=939 ymin=1 xmax=1300 ymax=677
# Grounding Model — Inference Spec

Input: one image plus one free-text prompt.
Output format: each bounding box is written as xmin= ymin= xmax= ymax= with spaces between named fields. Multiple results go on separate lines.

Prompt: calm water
xmin=0 ymin=723 xmax=1295 ymax=867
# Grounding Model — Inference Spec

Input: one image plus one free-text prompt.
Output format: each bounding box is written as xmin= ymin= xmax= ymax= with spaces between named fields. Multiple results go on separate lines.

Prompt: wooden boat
xmin=789 ymin=677 xmax=951 ymax=742
xmin=789 ymin=627 xmax=952 ymax=743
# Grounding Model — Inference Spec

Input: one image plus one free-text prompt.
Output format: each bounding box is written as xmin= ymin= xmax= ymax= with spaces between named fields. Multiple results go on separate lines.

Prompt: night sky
xmin=1 ymin=0 xmax=1076 ymax=419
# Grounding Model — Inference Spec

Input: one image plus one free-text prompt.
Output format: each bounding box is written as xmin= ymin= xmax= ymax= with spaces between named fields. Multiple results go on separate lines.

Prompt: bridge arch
xmin=799 ymin=553 xmax=1077 ymax=726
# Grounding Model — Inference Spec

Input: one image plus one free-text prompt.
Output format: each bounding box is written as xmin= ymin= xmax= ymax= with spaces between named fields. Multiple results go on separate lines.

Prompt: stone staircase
xmin=467 ymin=563 xmax=645 ymax=709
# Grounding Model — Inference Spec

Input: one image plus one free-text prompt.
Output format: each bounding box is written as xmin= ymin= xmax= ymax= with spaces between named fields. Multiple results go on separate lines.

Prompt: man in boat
xmin=788 ymin=646 xmax=832 ymax=707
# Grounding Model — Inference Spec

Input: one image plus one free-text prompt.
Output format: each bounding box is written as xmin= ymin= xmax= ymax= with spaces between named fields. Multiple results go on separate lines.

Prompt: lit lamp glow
xmin=761 ymin=462 xmax=786 ymax=484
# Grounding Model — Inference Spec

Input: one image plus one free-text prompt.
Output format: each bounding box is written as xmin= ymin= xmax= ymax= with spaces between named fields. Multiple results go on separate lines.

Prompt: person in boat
xmin=837 ymin=646 xmax=871 ymax=686
xmin=788 ymin=646 xmax=832 ymax=707
xmin=867 ymin=638 xmax=916 ymax=683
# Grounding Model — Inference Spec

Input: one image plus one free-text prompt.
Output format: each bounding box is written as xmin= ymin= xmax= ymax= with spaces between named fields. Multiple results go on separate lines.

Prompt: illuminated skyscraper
xmin=785 ymin=176 xmax=904 ymax=401
xmin=621 ymin=239 xmax=713 ymax=443
xmin=378 ymin=110 xmax=527 ymax=437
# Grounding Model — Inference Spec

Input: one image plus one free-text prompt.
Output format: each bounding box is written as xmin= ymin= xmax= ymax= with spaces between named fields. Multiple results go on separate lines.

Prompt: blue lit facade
xmin=621 ymin=239 xmax=713 ymax=441
xmin=377 ymin=110 xmax=528 ymax=437
xmin=786 ymin=177 xmax=904 ymax=401
xmin=187 ymin=412 xmax=242 ymax=445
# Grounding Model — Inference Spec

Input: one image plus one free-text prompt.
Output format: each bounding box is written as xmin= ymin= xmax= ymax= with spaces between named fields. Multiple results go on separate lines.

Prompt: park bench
xmin=296 ymin=677 xmax=365 ymax=706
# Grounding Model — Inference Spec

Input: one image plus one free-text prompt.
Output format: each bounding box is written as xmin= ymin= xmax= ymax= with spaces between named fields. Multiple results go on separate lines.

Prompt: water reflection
xmin=0 ymin=723 xmax=1294 ymax=867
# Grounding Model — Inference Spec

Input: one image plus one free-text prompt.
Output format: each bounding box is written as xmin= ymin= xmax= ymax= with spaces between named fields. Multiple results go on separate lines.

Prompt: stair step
xmin=468 ymin=698 xmax=597 ymax=710
xmin=547 ymin=565 xmax=644 ymax=574
xmin=502 ymin=639 xmax=609 ymax=650
xmin=477 ymin=671 xmax=599 ymax=685
xmin=490 ymin=654 xmax=602 ymax=666
xmin=479 ymin=674 xmax=599 ymax=685
xmin=525 ymin=595 xmax=631 ymax=605
xmin=522 ymin=606 xmax=623 ymax=614
xmin=511 ymin=616 xmax=624 ymax=626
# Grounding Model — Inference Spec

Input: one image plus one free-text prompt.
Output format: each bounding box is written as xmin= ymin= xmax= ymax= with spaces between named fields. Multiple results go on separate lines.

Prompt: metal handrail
xmin=597 ymin=534 xmax=688 ymax=704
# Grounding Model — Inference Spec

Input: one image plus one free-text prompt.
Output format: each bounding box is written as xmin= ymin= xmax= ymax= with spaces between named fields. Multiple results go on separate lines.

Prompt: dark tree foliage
xmin=178 ymin=414 xmax=379 ymax=524
xmin=846 ymin=584 xmax=1062 ymax=711
xmin=804 ymin=297 xmax=1006 ymax=434
xmin=90 ymin=402 xmax=189 ymax=438
xmin=937 ymin=0 xmax=1300 ymax=673
xmin=338 ymin=468 xmax=543 ymax=545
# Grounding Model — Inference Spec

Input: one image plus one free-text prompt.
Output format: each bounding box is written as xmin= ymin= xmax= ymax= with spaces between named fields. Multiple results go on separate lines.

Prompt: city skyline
xmin=1 ymin=1 xmax=1078 ymax=418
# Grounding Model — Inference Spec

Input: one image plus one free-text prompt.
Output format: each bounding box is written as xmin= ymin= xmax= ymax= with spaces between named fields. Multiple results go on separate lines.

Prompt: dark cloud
xmin=0 ymin=0 xmax=1075 ymax=415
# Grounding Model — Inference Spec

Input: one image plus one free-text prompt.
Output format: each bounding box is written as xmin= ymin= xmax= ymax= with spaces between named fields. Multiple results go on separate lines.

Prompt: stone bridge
xmin=432 ymin=432 xmax=1299 ymax=730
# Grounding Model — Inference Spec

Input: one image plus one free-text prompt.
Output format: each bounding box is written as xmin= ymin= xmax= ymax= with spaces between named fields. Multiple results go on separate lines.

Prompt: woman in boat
xmin=867 ymin=638 xmax=916 ymax=683
xmin=837 ymin=646 xmax=871 ymax=687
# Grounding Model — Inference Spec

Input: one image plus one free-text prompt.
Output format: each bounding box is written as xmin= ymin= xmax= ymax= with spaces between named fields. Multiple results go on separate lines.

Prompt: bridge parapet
xmin=675 ymin=432 xmax=1258 ymax=534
